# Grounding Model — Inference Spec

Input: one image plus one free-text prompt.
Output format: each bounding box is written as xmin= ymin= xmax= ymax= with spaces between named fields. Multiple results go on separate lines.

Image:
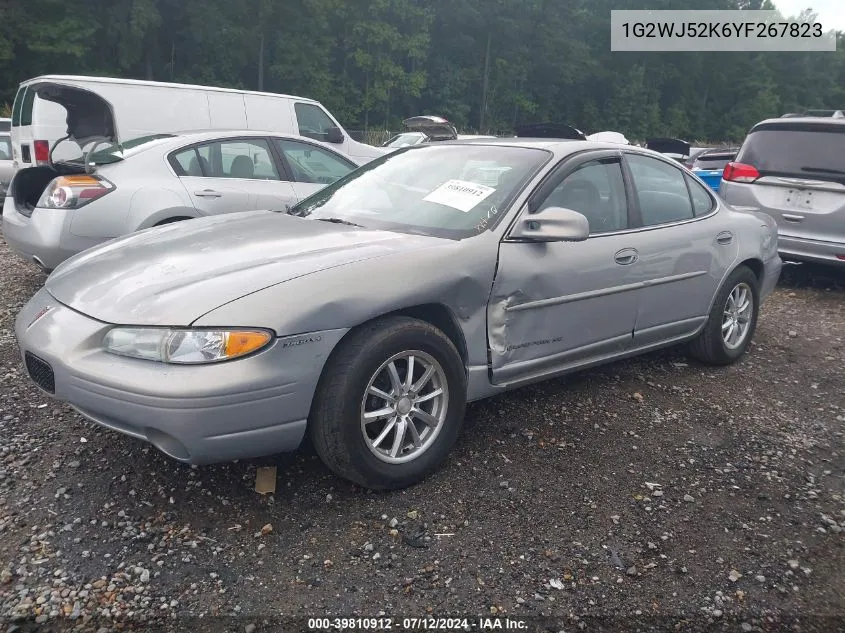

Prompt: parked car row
xmin=13 ymin=137 xmax=782 ymax=490
xmin=1 ymin=72 xmax=839 ymax=491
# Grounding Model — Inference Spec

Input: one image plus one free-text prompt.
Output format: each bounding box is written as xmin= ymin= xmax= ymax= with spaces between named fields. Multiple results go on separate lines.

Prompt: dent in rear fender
xmin=192 ymin=239 xmax=499 ymax=368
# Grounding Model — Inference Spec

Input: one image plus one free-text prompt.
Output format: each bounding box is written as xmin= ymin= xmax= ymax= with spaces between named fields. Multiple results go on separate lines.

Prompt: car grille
xmin=24 ymin=352 xmax=55 ymax=394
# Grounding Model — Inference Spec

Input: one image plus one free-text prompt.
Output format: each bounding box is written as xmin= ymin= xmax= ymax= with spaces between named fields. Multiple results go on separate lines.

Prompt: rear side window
xmin=11 ymin=86 xmax=25 ymax=126
xmin=685 ymin=174 xmax=715 ymax=216
xmin=736 ymin=124 xmax=845 ymax=181
xmin=627 ymin=154 xmax=694 ymax=226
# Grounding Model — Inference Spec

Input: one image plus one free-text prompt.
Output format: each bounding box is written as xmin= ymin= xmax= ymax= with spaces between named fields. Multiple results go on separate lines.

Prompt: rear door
xmin=169 ymin=137 xmax=296 ymax=215
xmin=725 ymin=122 xmax=845 ymax=245
xmin=270 ymin=137 xmax=358 ymax=200
xmin=623 ymin=152 xmax=734 ymax=345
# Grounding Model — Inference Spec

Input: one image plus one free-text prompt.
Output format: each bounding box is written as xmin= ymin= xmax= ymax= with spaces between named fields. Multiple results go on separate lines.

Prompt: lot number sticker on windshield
xmin=423 ymin=179 xmax=496 ymax=212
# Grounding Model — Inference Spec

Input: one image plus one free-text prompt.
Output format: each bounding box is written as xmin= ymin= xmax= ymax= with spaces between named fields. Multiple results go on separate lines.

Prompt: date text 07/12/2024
xmin=307 ymin=617 xmax=529 ymax=631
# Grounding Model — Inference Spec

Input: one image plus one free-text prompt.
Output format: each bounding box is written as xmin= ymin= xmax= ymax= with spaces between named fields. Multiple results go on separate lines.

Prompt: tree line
xmin=1 ymin=0 xmax=844 ymax=142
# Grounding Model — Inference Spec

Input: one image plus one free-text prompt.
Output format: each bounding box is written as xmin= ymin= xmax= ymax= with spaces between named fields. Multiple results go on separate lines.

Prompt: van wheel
xmin=309 ymin=316 xmax=466 ymax=491
xmin=689 ymin=266 xmax=759 ymax=366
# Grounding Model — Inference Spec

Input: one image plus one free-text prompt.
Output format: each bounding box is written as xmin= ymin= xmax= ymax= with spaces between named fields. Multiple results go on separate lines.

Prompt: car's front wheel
xmin=310 ymin=316 xmax=467 ymax=490
xmin=689 ymin=265 xmax=760 ymax=365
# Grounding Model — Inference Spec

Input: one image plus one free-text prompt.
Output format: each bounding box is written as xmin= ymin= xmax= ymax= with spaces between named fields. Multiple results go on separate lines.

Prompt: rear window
xmin=11 ymin=86 xmax=25 ymax=127
xmin=20 ymin=88 xmax=36 ymax=126
xmin=736 ymin=124 xmax=845 ymax=181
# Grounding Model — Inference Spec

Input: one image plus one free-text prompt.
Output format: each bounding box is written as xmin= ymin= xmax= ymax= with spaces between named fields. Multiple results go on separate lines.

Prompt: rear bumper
xmin=778 ymin=234 xmax=845 ymax=268
xmin=1 ymin=200 xmax=102 ymax=271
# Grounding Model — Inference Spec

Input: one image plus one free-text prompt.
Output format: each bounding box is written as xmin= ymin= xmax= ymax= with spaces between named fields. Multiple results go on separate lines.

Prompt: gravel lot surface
xmin=0 ymin=234 xmax=842 ymax=633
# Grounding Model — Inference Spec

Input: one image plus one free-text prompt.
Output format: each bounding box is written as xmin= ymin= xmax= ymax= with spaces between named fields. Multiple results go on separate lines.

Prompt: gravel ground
xmin=0 ymin=234 xmax=842 ymax=633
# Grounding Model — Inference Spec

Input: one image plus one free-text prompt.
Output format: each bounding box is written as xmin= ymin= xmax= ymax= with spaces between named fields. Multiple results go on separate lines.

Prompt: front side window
xmin=0 ymin=136 xmax=11 ymax=160
xmin=294 ymin=103 xmax=337 ymax=142
xmin=290 ymin=144 xmax=550 ymax=240
xmin=275 ymin=139 xmax=356 ymax=185
xmin=536 ymin=158 xmax=628 ymax=234
xmin=627 ymin=154 xmax=694 ymax=226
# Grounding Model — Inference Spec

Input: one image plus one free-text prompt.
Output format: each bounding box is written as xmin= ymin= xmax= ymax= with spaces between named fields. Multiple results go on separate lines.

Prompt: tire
xmin=309 ymin=316 xmax=466 ymax=490
xmin=689 ymin=265 xmax=760 ymax=366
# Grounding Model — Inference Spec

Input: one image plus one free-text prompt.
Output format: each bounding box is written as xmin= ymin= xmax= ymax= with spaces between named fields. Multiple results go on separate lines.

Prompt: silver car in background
xmin=721 ymin=116 xmax=845 ymax=268
xmin=15 ymin=140 xmax=781 ymax=490
xmin=0 ymin=118 xmax=13 ymax=205
xmin=2 ymin=130 xmax=360 ymax=271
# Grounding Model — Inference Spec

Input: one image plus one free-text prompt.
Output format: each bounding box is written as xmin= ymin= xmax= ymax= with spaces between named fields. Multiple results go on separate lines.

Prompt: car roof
xmin=437 ymin=137 xmax=676 ymax=159
xmin=21 ymin=75 xmax=319 ymax=104
xmin=752 ymin=116 xmax=845 ymax=129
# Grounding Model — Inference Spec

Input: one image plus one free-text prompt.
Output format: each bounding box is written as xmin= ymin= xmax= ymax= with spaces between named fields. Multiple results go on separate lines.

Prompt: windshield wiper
xmin=314 ymin=217 xmax=364 ymax=228
xmin=800 ymin=166 xmax=845 ymax=176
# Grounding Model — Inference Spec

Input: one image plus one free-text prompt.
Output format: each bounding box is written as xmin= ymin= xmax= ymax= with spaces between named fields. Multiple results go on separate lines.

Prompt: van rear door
xmin=12 ymin=80 xmax=117 ymax=167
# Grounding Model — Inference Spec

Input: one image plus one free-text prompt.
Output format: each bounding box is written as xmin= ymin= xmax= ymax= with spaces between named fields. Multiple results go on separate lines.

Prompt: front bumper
xmin=777 ymin=233 xmax=845 ymax=268
xmin=15 ymin=288 xmax=348 ymax=464
xmin=1 ymin=201 xmax=102 ymax=271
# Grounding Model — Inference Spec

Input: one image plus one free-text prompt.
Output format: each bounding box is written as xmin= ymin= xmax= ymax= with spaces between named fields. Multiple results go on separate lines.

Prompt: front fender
xmin=192 ymin=236 xmax=499 ymax=367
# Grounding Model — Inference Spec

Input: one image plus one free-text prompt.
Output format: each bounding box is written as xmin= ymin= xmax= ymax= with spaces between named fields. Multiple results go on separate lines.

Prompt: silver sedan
xmin=2 ymin=130 xmax=360 ymax=271
xmin=15 ymin=139 xmax=782 ymax=490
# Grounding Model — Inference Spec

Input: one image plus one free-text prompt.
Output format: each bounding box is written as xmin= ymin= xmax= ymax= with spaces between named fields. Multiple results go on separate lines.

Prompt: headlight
xmin=103 ymin=328 xmax=273 ymax=364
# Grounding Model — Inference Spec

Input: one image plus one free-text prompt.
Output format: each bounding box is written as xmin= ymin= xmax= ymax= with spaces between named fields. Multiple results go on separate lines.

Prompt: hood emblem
xmin=28 ymin=306 xmax=53 ymax=328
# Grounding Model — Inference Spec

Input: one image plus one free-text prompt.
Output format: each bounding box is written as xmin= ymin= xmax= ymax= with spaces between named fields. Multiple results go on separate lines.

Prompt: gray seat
xmin=230 ymin=155 xmax=255 ymax=179
xmin=187 ymin=156 xmax=211 ymax=176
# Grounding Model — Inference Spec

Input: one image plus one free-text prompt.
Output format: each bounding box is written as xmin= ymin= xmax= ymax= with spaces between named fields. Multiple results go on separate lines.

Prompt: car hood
xmin=31 ymin=81 xmax=118 ymax=150
xmin=645 ymin=137 xmax=691 ymax=157
xmin=403 ymin=116 xmax=457 ymax=141
xmin=45 ymin=212 xmax=445 ymax=326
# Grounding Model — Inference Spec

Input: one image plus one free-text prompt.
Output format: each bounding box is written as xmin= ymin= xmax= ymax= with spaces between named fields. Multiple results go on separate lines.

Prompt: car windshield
xmin=737 ymin=124 xmax=845 ymax=182
xmin=384 ymin=132 xmax=426 ymax=148
xmin=289 ymin=144 xmax=551 ymax=240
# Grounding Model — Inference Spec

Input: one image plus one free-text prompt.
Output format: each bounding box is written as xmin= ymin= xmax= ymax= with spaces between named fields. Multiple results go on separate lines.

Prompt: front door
xmin=489 ymin=151 xmax=640 ymax=386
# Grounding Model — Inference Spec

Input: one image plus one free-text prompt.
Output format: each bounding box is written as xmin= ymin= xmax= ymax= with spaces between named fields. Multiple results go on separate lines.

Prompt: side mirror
xmin=510 ymin=206 xmax=590 ymax=242
xmin=326 ymin=126 xmax=344 ymax=144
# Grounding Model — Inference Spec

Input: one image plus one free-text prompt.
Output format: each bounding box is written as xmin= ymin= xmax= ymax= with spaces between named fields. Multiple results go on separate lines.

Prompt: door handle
xmin=614 ymin=248 xmax=639 ymax=266
xmin=782 ymin=214 xmax=804 ymax=223
xmin=193 ymin=189 xmax=223 ymax=198
xmin=716 ymin=231 xmax=734 ymax=245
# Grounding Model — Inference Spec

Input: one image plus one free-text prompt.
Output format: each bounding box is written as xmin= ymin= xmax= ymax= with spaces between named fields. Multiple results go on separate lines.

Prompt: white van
xmin=10 ymin=75 xmax=386 ymax=168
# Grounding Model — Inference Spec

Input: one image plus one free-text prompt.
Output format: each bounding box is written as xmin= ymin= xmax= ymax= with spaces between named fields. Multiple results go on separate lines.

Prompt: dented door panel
xmin=488 ymin=238 xmax=638 ymax=385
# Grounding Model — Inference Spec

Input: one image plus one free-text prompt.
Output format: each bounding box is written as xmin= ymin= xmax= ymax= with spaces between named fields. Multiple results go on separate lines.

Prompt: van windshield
xmin=62 ymin=134 xmax=176 ymax=165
